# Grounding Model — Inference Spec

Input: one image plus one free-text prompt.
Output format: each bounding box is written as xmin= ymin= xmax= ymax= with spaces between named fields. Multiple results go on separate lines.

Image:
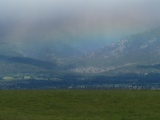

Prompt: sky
xmin=0 ymin=0 xmax=160 ymax=51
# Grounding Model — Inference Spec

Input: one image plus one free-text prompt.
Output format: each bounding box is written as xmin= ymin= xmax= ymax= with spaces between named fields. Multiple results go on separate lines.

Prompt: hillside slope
xmin=71 ymin=27 xmax=160 ymax=74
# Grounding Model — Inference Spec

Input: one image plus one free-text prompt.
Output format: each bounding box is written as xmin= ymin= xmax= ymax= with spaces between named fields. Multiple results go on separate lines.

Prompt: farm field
xmin=0 ymin=90 xmax=160 ymax=120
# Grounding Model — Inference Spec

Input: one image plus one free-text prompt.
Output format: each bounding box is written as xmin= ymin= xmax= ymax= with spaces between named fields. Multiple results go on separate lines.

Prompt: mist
xmin=0 ymin=0 xmax=160 ymax=51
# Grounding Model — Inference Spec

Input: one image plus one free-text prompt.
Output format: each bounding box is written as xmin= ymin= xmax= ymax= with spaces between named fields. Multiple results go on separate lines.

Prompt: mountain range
xmin=70 ymin=27 xmax=160 ymax=75
xmin=0 ymin=27 xmax=160 ymax=89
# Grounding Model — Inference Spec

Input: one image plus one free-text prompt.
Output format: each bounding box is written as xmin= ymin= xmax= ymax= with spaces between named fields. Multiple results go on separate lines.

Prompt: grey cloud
xmin=0 ymin=0 xmax=160 ymax=45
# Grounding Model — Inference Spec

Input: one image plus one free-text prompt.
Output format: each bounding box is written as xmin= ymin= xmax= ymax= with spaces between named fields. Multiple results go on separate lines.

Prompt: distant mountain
xmin=0 ymin=36 xmax=86 ymax=77
xmin=71 ymin=27 xmax=160 ymax=74
xmin=93 ymin=27 xmax=160 ymax=57
xmin=1 ymin=27 xmax=160 ymax=76
xmin=0 ymin=40 xmax=84 ymax=67
xmin=18 ymin=41 xmax=83 ymax=58
xmin=1 ymin=27 xmax=160 ymax=89
xmin=0 ymin=53 xmax=60 ymax=76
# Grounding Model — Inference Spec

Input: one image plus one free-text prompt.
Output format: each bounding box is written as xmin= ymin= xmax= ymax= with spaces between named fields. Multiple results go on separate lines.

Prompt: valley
xmin=0 ymin=28 xmax=160 ymax=89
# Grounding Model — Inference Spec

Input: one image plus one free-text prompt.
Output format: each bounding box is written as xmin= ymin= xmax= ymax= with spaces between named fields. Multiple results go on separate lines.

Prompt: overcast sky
xmin=0 ymin=0 xmax=160 ymax=50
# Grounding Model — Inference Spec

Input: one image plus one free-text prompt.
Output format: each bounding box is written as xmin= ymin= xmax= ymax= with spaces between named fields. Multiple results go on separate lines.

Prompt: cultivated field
xmin=0 ymin=90 xmax=160 ymax=120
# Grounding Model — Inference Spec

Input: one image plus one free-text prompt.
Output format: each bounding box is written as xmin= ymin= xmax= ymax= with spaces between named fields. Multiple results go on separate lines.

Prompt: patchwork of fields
xmin=0 ymin=90 xmax=160 ymax=120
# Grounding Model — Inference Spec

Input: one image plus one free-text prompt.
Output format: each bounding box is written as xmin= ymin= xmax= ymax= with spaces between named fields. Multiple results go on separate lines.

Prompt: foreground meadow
xmin=0 ymin=90 xmax=160 ymax=120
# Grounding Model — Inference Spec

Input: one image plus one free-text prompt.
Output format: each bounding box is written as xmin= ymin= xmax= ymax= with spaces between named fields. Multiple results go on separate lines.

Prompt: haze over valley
xmin=0 ymin=0 xmax=160 ymax=89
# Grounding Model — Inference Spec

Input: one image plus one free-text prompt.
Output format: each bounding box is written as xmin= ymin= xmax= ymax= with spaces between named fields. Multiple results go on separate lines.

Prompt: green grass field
xmin=0 ymin=90 xmax=160 ymax=120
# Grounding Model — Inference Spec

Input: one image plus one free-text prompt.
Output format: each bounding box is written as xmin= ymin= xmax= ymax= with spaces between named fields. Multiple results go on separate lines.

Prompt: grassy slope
xmin=0 ymin=90 xmax=160 ymax=120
